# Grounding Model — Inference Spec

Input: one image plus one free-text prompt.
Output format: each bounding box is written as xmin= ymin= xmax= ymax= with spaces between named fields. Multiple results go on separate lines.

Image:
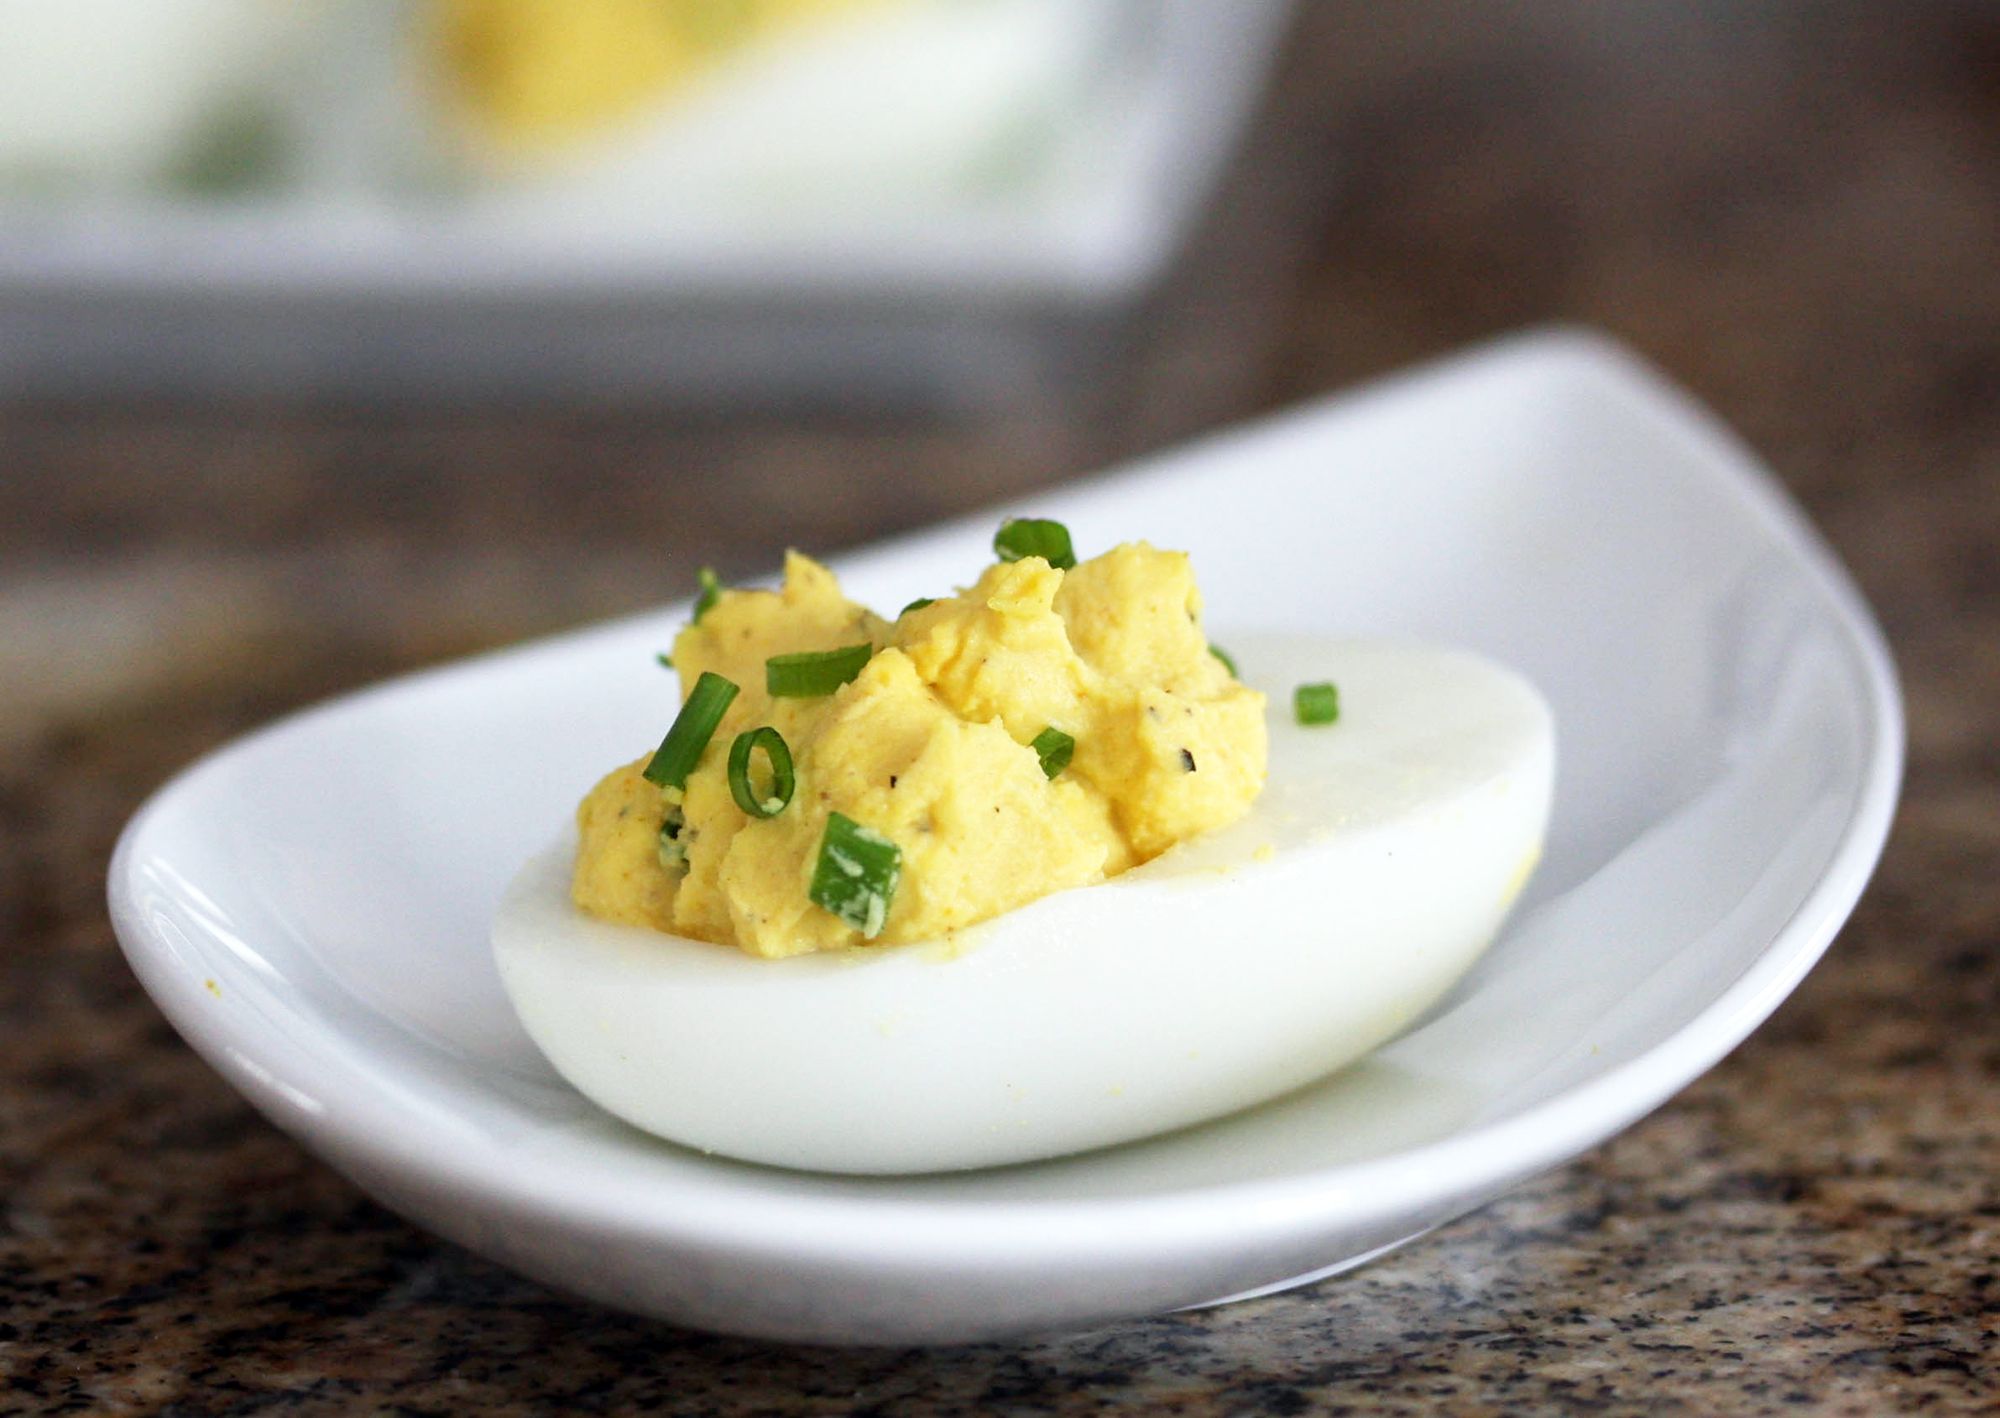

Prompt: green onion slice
xmin=809 ymin=812 xmax=902 ymax=939
xmin=1294 ymin=681 xmax=1340 ymax=726
xmin=993 ymin=517 xmax=1076 ymax=570
xmin=727 ymin=727 xmax=795 ymax=819
xmin=657 ymin=807 xmax=689 ymax=870
xmin=1030 ymin=726 xmax=1074 ymax=779
xmin=692 ymin=566 xmax=722 ymax=623
xmin=642 ymin=671 xmax=739 ymax=788
xmin=1209 ymin=643 xmax=1238 ymax=677
xmin=767 ymin=642 xmax=874 ymax=697
xmin=900 ymin=597 xmax=936 ymax=617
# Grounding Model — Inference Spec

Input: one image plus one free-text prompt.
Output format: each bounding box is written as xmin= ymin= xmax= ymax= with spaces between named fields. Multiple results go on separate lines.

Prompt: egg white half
xmin=493 ymin=635 xmax=1555 ymax=1174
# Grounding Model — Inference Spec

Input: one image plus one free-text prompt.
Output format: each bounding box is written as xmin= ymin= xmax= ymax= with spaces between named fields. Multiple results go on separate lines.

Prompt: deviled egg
xmin=493 ymin=527 xmax=1553 ymax=1174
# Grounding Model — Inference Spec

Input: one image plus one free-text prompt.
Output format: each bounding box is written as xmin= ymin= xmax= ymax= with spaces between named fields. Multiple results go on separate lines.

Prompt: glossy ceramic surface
xmin=110 ymin=330 xmax=1901 ymax=1344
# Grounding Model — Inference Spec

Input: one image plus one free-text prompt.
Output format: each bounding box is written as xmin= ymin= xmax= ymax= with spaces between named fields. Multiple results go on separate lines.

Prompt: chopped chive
xmin=900 ymin=597 xmax=936 ymax=617
xmin=767 ymin=642 xmax=874 ymax=697
xmin=1294 ymin=681 xmax=1340 ymax=726
xmin=692 ymin=566 xmax=722 ymax=623
xmin=1209 ymin=643 xmax=1238 ymax=677
xmin=655 ymin=651 xmax=674 ymax=671
xmin=727 ymin=727 xmax=795 ymax=818
xmin=642 ymin=671 xmax=739 ymax=788
xmin=1030 ymin=726 xmax=1075 ymax=779
xmin=809 ymin=812 xmax=901 ymax=939
xmin=657 ymin=807 xmax=689 ymax=870
xmin=993 ymin=517 xmax=1076 ymax=570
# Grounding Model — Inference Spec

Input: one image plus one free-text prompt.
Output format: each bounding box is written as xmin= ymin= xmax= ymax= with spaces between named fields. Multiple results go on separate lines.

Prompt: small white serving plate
xmin=109 ymin=330 xmax=1901 ymax=1345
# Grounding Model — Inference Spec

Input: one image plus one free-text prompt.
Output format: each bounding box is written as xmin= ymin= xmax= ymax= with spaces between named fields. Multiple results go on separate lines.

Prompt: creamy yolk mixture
xmin=572 ymin=543 xmax=1267 ymax=957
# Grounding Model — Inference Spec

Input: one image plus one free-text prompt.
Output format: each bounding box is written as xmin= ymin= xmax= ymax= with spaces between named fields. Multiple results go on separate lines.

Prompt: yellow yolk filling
xmin=573 ymin=544 xmax=1268 ymax=957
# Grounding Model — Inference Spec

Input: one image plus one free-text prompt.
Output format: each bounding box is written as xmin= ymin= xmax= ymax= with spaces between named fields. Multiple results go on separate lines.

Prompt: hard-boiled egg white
xmin=493 ymin=634 xmax=1555 ymax=1175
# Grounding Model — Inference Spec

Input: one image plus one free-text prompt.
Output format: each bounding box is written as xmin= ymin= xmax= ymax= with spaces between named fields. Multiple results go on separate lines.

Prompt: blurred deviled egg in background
xmin=402 ymin=0 xmax=1132 ymax=218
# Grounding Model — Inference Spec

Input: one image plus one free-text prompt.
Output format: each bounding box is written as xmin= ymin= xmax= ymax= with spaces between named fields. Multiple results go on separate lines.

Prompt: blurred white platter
xmin=109 ymin=330 xmax=1901 ymax=1343
xmin=0 ymin=0 xmax=1292 ymax=405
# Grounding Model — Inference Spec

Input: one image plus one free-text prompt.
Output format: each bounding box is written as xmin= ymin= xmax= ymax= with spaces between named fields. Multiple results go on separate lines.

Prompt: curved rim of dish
xmin=108 ymin=333 xmax=1904 ymax=1273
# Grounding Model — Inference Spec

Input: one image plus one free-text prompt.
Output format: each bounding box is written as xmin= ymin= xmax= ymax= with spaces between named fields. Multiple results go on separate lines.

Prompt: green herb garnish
xmin=1294 ymin=681 xmax=1340 ymax=726
xmin=767 ymin=643 xmax=874 ymax=697
xmin=993 ymin=517 xmax=1076 ymax=570
xmin=692 ymin=566 xmax=722 ymax=623
xmin=809 ymin=812 xmax=902 ymax=939
xmin=727 ymin=727 xmax=795 ymax=819
xmin=1030 ymin=726 xmax=1075 ymax=779
xmin=657 ymin=807 xmax=690 ymax=870
xmin=642 ymin=671 xmax=739 ymax=788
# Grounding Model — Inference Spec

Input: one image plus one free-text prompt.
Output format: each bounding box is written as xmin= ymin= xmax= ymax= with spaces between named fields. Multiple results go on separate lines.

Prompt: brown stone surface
xmin=3 ymin=1 xmax=1997 ymax=1411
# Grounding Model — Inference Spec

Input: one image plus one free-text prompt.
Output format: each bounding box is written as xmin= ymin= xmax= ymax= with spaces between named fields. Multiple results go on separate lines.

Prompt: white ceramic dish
xmin=109 ymin=329 xmax=1901 ymax=1345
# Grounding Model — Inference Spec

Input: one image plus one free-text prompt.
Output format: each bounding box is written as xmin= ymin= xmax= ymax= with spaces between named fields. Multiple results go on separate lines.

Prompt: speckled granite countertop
xmin=4 ymin=2 xmax=1998 ymax=1412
